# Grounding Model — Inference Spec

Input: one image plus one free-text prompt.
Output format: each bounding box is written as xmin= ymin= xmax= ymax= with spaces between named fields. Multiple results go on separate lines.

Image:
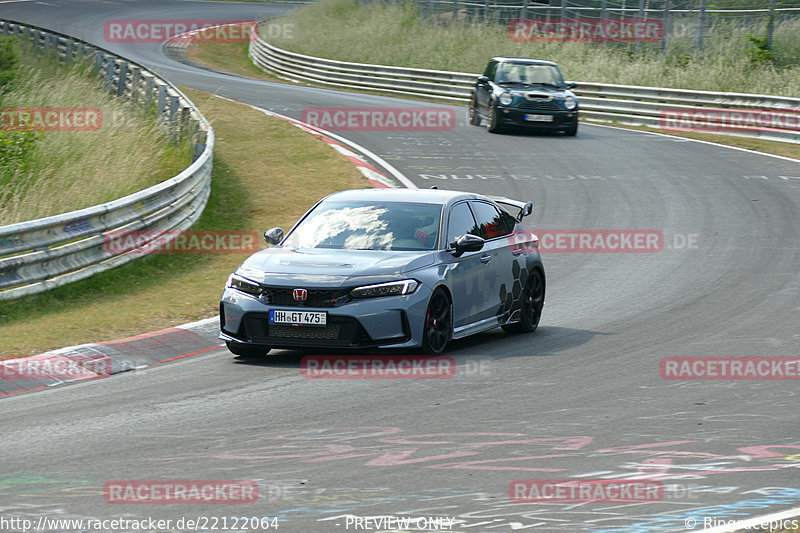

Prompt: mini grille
xmin=518 ymin=101 xmax=561 ymax=111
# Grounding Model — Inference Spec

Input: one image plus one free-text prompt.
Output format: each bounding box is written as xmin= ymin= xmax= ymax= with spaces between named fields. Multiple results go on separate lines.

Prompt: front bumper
xmin=496 ymin=107 xmax=578 ymax=130
xmin=219 ymin=285 xmax=431 ymax=351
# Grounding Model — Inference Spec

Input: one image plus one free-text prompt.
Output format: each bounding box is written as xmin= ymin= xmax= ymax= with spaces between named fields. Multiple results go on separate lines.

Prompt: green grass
xmin=0 ymin=38 xmax=193 ymax=224
xmin=264 ymin=0 xmax=800 ymax=96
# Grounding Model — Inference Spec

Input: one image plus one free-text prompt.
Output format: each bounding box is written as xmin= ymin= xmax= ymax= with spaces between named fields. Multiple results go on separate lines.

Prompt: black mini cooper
xmin=469 ymin=56 xmax=579 ymax=135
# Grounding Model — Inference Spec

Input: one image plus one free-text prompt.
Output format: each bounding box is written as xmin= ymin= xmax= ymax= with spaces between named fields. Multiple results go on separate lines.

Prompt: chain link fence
xmin=381 ymin=0 xmax=799 ymax=55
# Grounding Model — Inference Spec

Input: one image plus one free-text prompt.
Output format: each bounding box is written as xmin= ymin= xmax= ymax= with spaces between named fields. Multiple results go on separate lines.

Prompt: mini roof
xmin=490 ymin=56 xmax=559 ymax=67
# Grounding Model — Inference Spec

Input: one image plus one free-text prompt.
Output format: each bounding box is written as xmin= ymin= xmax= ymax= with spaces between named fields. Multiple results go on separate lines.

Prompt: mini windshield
xmin=496 ymin=63 xmax=565 ymax=87
xmin=282 ymin=201 xmax=443 ymax=251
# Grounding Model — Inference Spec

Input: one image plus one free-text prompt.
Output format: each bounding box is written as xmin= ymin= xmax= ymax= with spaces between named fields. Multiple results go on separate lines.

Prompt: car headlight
xmin=350 ymin=279 xmax=419 ymax=299
xmin=498 ymin=93 xmax=513 ymax=106
xmin=227 ymin=273 xmax=262 ymax=296
xmin=564 ymin=96 xmax=578 ymax=110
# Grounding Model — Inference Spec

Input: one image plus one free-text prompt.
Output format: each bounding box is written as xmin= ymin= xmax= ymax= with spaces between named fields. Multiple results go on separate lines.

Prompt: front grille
xmin=240 ymin=313 xmax=372 ymax=347
xmin=261 ymin=287 xmax=351 ymax=307
xmin=517 ymin=101 xmax=562 ymax=111
xmin=269 ymin=324 xmax=341 ymax=340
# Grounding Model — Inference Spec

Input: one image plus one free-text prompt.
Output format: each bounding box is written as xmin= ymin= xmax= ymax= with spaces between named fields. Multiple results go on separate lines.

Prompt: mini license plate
xmin=269 ymin=309 xmax=327 ymax=327
xmin=524 ymin=114 xmax=554 ymax=122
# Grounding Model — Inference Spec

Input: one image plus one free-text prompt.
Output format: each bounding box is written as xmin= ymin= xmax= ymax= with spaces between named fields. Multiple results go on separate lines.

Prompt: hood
xmin=236 ymin=247 xmax=436 ymax=287
xmin=497 ymin=84 xmax=571 ymax=98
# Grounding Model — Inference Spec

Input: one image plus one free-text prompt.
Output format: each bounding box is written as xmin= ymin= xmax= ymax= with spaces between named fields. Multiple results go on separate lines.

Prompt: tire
xmin=502 ymin=268 xmax=545 ymax=333
xmin=564 ymin=122 xmax=578 ymax=136
xmin=468 ymin=97 xmax=481 ymax=126
xmin=421 ymin=288 xmax=453 ymax=355
xmin=486 ymin=104 xmax=503 ymax=134
xmin=226 ymin=341 xmax=270 ymax=357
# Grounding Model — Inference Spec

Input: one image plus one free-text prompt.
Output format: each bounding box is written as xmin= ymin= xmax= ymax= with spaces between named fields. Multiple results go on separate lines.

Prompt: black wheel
xmin=564 ymin=122 xmax=578 ymax=136
xmin=226 ymin=341 xmax=270 ymax=357
xmin=486 ymin=104 xmax=503 ymax=134
xmin=468 ymin=97 xmax=481 ymax=126
xmin=502 ymin=269 xmax=545 ymax=333
xmin=421 ymin=288 xmax=452 ymax=355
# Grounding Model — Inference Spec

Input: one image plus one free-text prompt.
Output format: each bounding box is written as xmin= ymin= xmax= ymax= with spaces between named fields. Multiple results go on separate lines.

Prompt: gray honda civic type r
xmin=219 ymin=188 xmax=545 ymax=355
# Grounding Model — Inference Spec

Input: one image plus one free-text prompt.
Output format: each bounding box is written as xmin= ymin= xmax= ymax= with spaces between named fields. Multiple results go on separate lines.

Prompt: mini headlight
xmin=498 ymin=93 xmax=513 ymax=106
xmin=564 ymin=96 xmax=578 ymax=110
xmin=227 ymin=274 xmax=262 ymax=296
xmin=350 ymin=279 xmax=419 ymax=299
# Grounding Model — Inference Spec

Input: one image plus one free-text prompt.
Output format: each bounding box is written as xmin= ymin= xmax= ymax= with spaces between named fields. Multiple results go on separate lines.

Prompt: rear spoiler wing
xmin=491 ymin=196 xmax=533 ymax=222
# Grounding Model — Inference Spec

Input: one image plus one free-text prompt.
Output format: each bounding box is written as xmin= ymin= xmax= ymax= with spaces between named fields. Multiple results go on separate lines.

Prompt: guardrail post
xmin=64 ymin=38 xmax=73 ymax=63
xmin=33 ymin=29 xmax=41 ymax=48
xmin=129 ymin=66 xmax=141 ymax=104
xmin=661 ymin=0 xmax=671 ymax=52
xmin=169 ymin=95 xmax=179 ymax=124
xmin=117 ymin=61 xmax=128 ymax=97
xmin=144 ymin=74 xmax=155 ymax=109
xmin=2 ymin=22 xmax=9 ymax=35
xmin=601 ymin=0 xmax=607 ymax=19
xmin=483 ymin=0 xmax=488 ymax=23
xmin=104 ymin=58 xmax=115 ymax=91
xmin=451 ymin=0 xmax=459 ymax=22
xmin=157 ymin=83 xmax=167 ymax=119
xmin=521 ymin=0 xmax=529 ymax=20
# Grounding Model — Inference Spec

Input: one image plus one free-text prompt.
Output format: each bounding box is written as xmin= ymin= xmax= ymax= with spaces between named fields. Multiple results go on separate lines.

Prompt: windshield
xmin=496 ymin=63 xmax=565 ymax=87
xmin=282 ymin=201 xmax=443 ymax=251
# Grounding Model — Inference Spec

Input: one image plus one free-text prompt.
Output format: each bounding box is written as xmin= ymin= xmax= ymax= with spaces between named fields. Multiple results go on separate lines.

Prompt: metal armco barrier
xmin=249 ymin=24 xmax=800 ymax=145
xmin=0 ymin=20 xmax=214 ymax=300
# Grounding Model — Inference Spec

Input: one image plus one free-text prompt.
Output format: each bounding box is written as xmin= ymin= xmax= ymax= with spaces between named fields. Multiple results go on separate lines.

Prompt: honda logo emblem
xmin=293 ymin=288 xmax=307 ymax=302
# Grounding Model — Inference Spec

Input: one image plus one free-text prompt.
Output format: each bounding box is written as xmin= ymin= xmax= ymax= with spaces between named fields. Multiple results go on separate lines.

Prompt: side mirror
xmin=451 ymin=234 xmax=485 ymax=257
xmin=264 ymin=227 xmax=284 ymax=245
xmin=477 ymin=75 xmax=489 ymax=84
xmin=566 ymin=82 xmax=577 ymax=89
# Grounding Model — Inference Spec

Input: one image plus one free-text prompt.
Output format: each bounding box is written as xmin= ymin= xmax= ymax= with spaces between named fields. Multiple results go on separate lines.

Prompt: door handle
xmin=480 ymin=254 xmax=492 ymax=264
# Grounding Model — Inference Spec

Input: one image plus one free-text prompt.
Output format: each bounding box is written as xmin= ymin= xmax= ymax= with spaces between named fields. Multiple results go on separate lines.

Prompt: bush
xmin=0 ymin=37 xmax=19 ymax=88
xmin=747 ymin=33 xmax=773 ymax=65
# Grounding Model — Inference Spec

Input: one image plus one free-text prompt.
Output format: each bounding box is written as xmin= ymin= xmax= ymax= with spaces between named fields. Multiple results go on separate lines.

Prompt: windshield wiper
xmin=529 ymin=82 xmax=564 ymax=89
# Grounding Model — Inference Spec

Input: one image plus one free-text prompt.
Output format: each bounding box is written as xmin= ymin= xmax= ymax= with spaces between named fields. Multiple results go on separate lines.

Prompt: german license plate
xmin=524 ymin=114 xmax=553 ymax=122
xmin=269 ymin=309 xmax=327 ymax=327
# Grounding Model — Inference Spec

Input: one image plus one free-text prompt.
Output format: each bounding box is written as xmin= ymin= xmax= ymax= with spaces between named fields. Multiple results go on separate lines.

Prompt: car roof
xmin=322 ymin=188 xmax=486 ymax=206
xmin=491 ymin=56 xmax=559 ymax=67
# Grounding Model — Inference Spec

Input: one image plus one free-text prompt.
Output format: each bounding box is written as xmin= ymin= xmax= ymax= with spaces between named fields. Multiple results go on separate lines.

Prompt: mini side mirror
xmin=451 ymin=234 xmax=485 ymax=257
xmin=566 ymin=82 xmax=577 ymax=89
xmin=477 ymin=75 xmax=489 ymax=84
xmin=264 ymin=227 xmax=284 ymax=245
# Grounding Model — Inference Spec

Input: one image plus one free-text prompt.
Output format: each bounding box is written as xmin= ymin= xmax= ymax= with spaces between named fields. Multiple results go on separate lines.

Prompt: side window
xmin=498 ymin=208 xmax=517 ymax=235
xmin=446 ymin=202 xmax=479 ymax=247
xmin=471 ymin=201 xmax=511 ymax=240
xmin=483 ymin=61 xmax=498 ymax=81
